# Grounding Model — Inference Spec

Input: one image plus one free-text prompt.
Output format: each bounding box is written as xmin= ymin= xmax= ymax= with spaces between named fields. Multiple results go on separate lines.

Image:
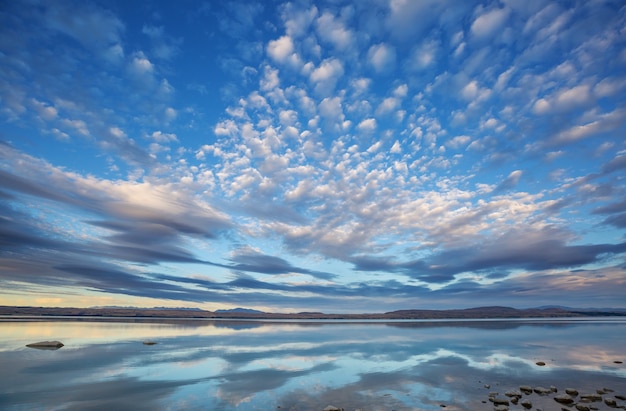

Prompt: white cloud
xmin=471 ymin=7 xmax=510 ymax=39
xmin=367 ymin=43 xmax=396 ymax=73
xmin=446 ymin=135 xmax=471 ymax=149
xmin=357 ymin=118 xmax=377 ymax=132
xmin=267 ymin=35 xmax=302 ymax=68
xmin=410 ymin=40 xmax=438 ymax=70
xmin=310 ymin=58 xmax=344 ymax=94
xmin=315 ymin=12 xmax=354 ymax=50
xmin=376 ymin=97 xmax=400 ymax=115
xmin=151 ymin=131 xmax=178 ymax=143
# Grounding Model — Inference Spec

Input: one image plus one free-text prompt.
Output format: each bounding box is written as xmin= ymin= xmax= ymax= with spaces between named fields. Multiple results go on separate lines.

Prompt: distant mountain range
xmin=1 ymin=305 xmax=625 ymax=320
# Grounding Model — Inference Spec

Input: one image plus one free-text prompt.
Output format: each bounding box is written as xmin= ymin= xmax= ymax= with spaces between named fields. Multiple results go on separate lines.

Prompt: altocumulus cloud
xmin=0 ymin=0 xmax=625 ymax=311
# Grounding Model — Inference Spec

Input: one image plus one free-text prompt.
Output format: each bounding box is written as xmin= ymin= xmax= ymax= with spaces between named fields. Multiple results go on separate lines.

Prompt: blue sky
xmin=1 ymin=0 xmax=625 ymax=312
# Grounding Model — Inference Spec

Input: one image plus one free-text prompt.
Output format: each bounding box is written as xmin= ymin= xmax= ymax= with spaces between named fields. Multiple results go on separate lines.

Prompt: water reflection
xmin=0 ymin=319 xmax=624 ymax=410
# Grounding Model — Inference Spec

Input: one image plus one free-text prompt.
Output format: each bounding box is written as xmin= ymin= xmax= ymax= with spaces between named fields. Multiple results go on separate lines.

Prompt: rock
xmin=536 ymin=361 xmax=546 ymax=366
xmin=521 ymin=399 xmax=532 ymax=409
xmin=605 ymin=398 xmax=618 ymax=408
xmin=510 ymin=397 xmax=519 ymax=405
xmin=520 ymin=386 xmax=533 ymax=395
xmin=580 ymin=394 xmax=602 ymax=402
xmin=614 ymin=360 xmax=623 ymax=364
xmin=598 ymin=389 xmax=608 ymax=395
xmin=615 ymin=395 xmax=626 ymax=401
xmin=143 ymin=341 xmax=157 ymax=345
xmin=26 ymin=341 xmax=64 ymax=350
xmin=505 ymin=390 xmax=522 ymax=398
xmin=566 ymin=388 xmax=579 ymax=396
xmin=551 ymin=386 xmax=558 ymax=393
xmin=323 ymin=406 xmax=341 ymax=411
xmin=494 ymin=405 xmax=508 ymax=411
xmin=493 ymin=397 xmax=510 ymax=406
xmin=575 ymin=405 xmax=590 ymax=411
xmin=534 ymin=387 xmax=552 ymax=395
xmin=485 ymin=384 xmax=491 ymax=389
xmin=554 ymin=394 xmax=574 ymax=405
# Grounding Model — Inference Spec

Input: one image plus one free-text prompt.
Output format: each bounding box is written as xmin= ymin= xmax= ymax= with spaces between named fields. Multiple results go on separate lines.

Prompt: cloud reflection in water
xmin=0 ymin=319 xmax=625 ymax=410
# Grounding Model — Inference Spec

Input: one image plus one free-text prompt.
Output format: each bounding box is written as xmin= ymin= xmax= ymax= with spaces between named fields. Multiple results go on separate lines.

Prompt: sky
xmin=0 ymin=0 xmax=625 ymax=313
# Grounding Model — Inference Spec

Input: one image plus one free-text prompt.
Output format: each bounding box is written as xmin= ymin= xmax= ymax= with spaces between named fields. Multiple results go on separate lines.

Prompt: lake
xmin=0 ymin=318 xmax=625 ymax=410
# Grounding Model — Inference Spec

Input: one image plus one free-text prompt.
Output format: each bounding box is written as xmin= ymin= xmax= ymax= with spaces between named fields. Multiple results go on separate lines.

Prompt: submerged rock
xmin=323 ymin=406 xmax=342 ymax=411
xmin=604 ymin=397 xmax=618 ymax=408
xmin=575 ymin=405 xmax=590 ymax=411
xmin=534 ymin=387 xmax=552 ymax=395
xmin=505 ymin=390 xmax=522 ymax=398
xmin=580 ymin=394 xmax=602 ymax=402
xmin=26 ymin=341 xmax=64 ymax=350
xmin=492 ymin=397 xmax=510 ymax=406
xmin=520 ymin=386 xmax=533 ymax=395
xmin=535 ymin=361 xmax=546 ymax=366
xmin=565 ymin=388 xmax=579 ymax=396
xmin=520 ymin=399 xmax=532 ymax=409
xmin=554 ymin=394 xmax=574 ymax=405
xmin=142 ymin=341 xmax=157 ymax=345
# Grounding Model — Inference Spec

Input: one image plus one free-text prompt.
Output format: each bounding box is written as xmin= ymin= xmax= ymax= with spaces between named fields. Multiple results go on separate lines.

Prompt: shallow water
xmin=0 ymin=318 xmax=624 ymax=410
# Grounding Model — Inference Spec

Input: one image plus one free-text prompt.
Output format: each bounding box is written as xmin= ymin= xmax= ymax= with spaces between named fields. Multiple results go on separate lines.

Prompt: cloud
xmin=496 ymin=170 xmax=523 ymax=191
xmin=367 ymin=43 xmax=396 ymax=73
xmin=471 ymin=7 xmax=510 ymax=40
xmin=315 ymin=11 xmax=354 ymax=50
xmin=310 ymin=58 xmax=344 ymax=94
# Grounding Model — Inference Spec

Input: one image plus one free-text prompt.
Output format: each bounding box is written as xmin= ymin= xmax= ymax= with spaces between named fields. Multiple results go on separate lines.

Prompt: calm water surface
xmin=0 ymin=318 xmax=625 ymax=410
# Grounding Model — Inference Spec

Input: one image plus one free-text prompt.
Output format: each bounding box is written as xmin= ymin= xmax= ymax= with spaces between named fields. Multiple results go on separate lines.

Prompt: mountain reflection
xmin=0 ymin=319 xmax=624 ymax=410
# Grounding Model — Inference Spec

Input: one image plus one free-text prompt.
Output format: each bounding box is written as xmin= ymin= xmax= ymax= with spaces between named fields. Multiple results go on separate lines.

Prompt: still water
xmin=0 ymin=318 xmax=625 ymax=410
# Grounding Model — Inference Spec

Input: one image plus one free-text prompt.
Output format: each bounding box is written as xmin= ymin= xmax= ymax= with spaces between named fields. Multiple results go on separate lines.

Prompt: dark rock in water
xmin=551 ymin=386 xmax=558 ymax=393
xmin=598 ymin=389 xmax=608 ymax=395
xmin=143 ymin=341 xmax=157 ymax=345
xmin=323 ymin=406 xmax=342 ymax=411
xmin=580 ymin=394 xmax=602 ymax=402
xmin=534 ymin=387 xmax=552 ymax=395
xmin=575 ymin=405 xmax=590 ymax=411
xmin=26 ymin=341 xmax=64 ymax=350
xmin=614 ymin=360 xmax=623 ymax=364
xmin=554 ymin=394 xmax=574 ymax=405
xmin=565 ymin=388 xmax=579 ymax=396
xmin=494 ymin=405 xmax=508 ymax=411
xmin=493 ymin=397 xmax=510 ymax=406
xmin=536 ymin=361 xmax=546 ymax=366
xmin=510 ymin=397 xmax=519 ymax=405
xmin=604 ymin=398 xmax=618 ymax=408
xmin=505 ymin=390 xmax=522 ymax=398
xmin=615 ymin=395 xmax=626 ymax=401
xmin=520 ymin=386 xmax=533 ymax=395
xmin=520 ymin=399 xmax=532 ymax=409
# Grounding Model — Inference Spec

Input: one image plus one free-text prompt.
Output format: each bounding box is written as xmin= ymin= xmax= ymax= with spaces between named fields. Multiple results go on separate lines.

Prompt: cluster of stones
xmin=485 ymin=385 xmax=626 ymax=411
